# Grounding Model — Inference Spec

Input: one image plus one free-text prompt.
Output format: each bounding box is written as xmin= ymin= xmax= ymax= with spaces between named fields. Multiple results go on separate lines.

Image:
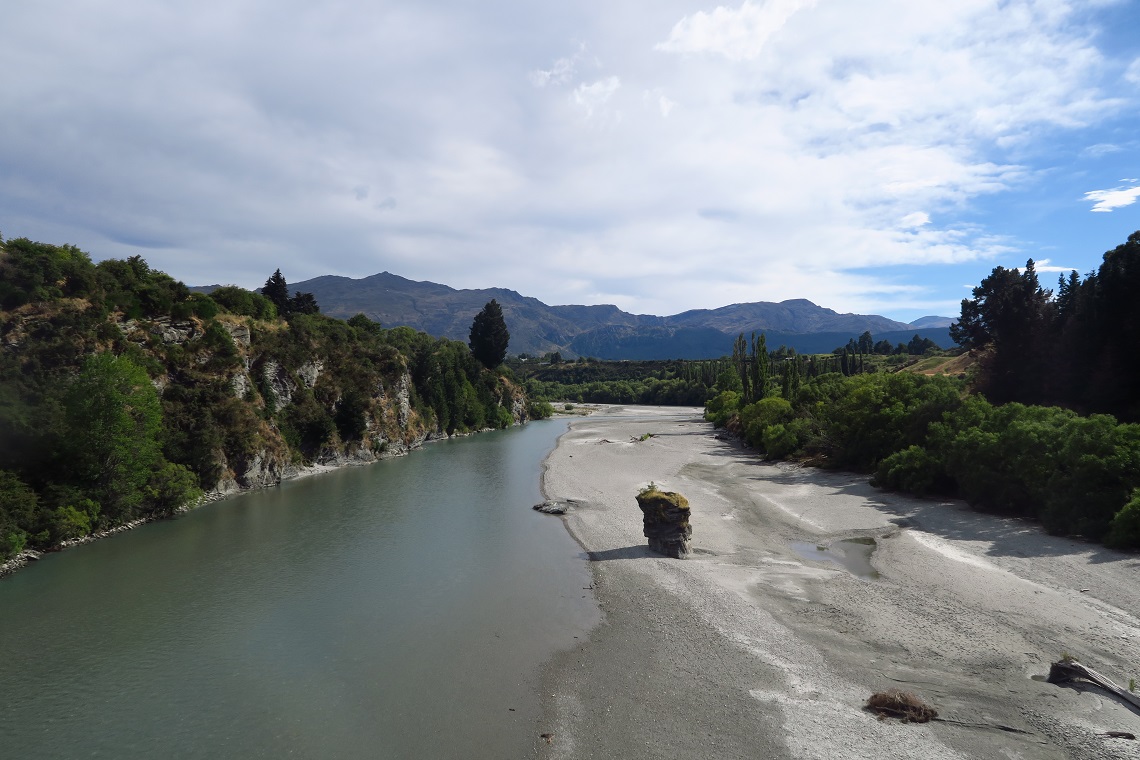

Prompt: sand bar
xmin=538 ymin=405 xmax=1140 ymax=759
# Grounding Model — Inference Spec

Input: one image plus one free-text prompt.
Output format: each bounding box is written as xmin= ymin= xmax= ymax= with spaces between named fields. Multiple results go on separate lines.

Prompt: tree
xmin=950 ymin=260 xmax=1050 ymax=403
xmin=469 ymin=299 xmax=510 ymax=368
xmin=62 ymin=352 xmax=166 ymax=524
xmin=260 ymin=270 xmax=319 ymax=318
xmin=289 ymin=290 xmax=320 ymax=315
xmin=262 ymin=269 xmax=290 ymax=315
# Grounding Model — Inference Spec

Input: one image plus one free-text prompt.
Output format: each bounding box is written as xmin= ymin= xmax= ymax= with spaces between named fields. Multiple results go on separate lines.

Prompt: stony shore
xmin=538 ymin=405 xmax=1140 ymax=759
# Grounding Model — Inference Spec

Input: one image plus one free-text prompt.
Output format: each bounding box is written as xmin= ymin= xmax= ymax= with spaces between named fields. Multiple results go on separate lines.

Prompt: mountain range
xmin=249 ymin=271 xmax=956 ymax=359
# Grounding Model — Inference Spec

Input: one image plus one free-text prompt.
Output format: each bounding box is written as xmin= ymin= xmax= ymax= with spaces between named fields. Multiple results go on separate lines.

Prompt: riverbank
xmin=538 ymin=405 xmax=1140 ymax=759
xmin=0 ymin=422 xmax=509 ymax=580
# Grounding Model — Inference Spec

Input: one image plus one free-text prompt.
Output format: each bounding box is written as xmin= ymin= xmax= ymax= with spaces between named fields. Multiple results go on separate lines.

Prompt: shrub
xmin=495 ymin=405 xmax=515 ymax=428
xmin=527 ymin=400 xmax=555 ymax=419
xmin=871 ymin=445 xmax=950 ymax=496
xmin=49 ymin=501 xmax=97 ymax=541
xmin=705 ymin=391 xmax=740 ymax=428
xmin=0 ymin=471 xmax=37 ymax=559
xmin=761 ymin=424 xmax=799 ymax=459
xmin=1105 ymin=490 xmax=1140 ymax=550
xmin=210 ymin=285 xmax=278 ymax=321
xmin=740 ymin=397 xmax=793 ymax=449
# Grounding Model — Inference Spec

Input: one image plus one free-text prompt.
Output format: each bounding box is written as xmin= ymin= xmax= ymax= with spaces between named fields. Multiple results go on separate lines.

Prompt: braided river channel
xmin=0 ymin=419 xmax=597 ymax=759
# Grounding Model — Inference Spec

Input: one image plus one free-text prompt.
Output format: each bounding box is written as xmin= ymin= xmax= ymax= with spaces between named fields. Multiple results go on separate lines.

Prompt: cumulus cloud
xmin=656 ymin=0 xmax=819 ymax=61
xmin=1084 ymin=184 xmax=1140 ymax=212
xmin=573 ymin=76 xmax=620 ymax=116
xmin=900 ymin=212 xmax=930 ymax=229
xmin=0 ymin=0 xmax=1136 ymax=318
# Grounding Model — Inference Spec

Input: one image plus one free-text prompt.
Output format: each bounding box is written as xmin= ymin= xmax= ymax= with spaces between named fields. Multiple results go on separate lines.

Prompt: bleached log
xmin=1047 ymin=659 xmax=1140 ymax=711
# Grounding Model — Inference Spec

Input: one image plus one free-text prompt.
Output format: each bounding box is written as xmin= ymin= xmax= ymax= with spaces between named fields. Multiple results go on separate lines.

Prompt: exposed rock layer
xmin=635 ymin=487 xmax=691 ymax=558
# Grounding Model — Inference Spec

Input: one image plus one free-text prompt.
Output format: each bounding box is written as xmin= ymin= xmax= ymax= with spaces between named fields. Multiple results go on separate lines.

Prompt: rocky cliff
xmin=0 ymin=238 xmax=537 ymax=565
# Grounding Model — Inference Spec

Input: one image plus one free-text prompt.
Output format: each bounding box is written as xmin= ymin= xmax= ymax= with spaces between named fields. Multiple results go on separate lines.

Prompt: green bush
xmin=494 ymin=405 xmax=515 ymax=429
xmin=1041 ymin=416 xmax=1140 ymax=538
xmin=705 ymin=391 xmax=741 ymax=428
xmin=871 ymin=445 xmax=949 ymax=495
xmin=761 ymin=423 xmax=799 ymax=459
xmin=740 ymin=397 xmax=793 ymax=449
xmin=0 ymin=471 xmax=37 ymax=559
xmin=527 ymin=400 xmax=555 ymax=419
xmin=49 ymin=501 xmax=97 ymax=542
xmin=1105 ymin=490 xmax=1140 ymax=550
xmin=210 ymin=285 xmax=278 ymax=321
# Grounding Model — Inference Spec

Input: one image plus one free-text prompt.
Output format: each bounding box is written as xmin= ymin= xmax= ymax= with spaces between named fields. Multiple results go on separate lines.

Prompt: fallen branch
xmin=1047 ymin=659 xmax=1140 ymax=711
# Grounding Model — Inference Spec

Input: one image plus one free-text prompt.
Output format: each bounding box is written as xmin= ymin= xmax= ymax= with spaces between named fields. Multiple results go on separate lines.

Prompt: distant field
xmin=901 ymin=352 xmax=975 ymax=376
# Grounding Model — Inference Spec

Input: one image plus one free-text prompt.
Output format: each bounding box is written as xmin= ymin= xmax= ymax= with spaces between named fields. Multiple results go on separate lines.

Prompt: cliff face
xmin=0 ymin=298 xmax=530 ymax=551
xmin=108 ymin=311 xmax=530 ymax=497
xmin=0 ymin=239 xmax=542 ymax=565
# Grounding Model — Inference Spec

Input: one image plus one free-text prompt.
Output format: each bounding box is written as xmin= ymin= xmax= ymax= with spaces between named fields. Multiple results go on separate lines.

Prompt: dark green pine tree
xmin=262 ymin=269 xmax=290 ymax=315
xmin=469 ymin=299 xmax=510 ymax=368
xmin=289 ymin=290 xmax=320 ymax=315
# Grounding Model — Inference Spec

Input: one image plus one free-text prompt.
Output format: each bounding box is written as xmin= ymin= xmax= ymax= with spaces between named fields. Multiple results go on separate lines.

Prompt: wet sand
xmin=537 ymin=406 xmax=1140 ymax=759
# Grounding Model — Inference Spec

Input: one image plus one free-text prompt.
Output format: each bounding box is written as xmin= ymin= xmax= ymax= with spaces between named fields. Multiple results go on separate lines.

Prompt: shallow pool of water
xmin=791 ymin=537 xmax=880 ymax=579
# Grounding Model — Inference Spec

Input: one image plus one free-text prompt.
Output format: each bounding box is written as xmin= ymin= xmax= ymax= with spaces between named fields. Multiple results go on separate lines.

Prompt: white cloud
xmin=530 ymin=44 xmax=588 ymax=88
xmin=900 ymin=212 xmax=930 ymax=228
xmin=1126 ymin=57 xmax=1140 ymax=84
xmin=1082 ymin=143 xmax=1122 ymax=157
xmin=1032 ymin=258 xmax=1078 ymax=273
xmin=0 ymin=0 xmax=1135 ymax=318
xmin=1084 ymin=184 xmax=1140 ymax=212
xmin=573 ymin=76 xmax=620 ymax=116
xmin=656 ymin=0 xmax=819 ymax=61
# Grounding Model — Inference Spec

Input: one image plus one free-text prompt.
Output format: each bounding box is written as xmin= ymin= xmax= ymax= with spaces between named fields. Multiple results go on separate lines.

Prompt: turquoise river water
xmin=0 ymin=420 xmax=596 ymax=759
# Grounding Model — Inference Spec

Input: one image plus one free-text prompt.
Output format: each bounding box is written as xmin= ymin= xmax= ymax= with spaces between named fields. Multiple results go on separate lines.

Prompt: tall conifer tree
xmin=469 ymin=299 xmax=510 ymax=368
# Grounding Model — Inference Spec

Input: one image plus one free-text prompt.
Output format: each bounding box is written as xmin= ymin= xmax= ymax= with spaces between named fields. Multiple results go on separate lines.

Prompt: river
xmin=0 ymin=420 xmax=597 ymax=759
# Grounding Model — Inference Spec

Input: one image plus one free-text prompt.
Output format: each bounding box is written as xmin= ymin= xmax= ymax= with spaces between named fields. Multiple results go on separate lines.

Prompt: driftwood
xmin=1047 ymin=659 xmax=1140 ymax=711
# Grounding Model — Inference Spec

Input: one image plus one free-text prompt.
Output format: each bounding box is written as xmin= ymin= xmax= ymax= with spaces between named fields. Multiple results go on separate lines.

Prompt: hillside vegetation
xmin=0 ymin=237 xmax=541 ymax=562
xmin=706 ymin=230 xmax=1140 ymax=550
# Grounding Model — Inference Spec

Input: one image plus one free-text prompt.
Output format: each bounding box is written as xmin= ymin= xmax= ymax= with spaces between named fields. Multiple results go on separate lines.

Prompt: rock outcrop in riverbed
xmin=635 ymin=486 xmax=691 ymax=558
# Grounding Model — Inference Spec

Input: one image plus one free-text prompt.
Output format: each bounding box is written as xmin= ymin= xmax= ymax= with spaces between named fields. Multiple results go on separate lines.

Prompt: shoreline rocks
xmin=533 ymin=499 xmax=578 ymax=515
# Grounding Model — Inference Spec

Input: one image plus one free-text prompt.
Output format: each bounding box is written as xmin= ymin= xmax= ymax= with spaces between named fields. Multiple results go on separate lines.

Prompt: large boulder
xmin=635 ymin=486 xmax=691 ymax=558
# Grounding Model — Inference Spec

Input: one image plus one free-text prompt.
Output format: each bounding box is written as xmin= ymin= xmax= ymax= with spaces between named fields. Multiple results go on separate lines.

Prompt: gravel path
xmin=536 ymin=406 xmax=1140 ymax=759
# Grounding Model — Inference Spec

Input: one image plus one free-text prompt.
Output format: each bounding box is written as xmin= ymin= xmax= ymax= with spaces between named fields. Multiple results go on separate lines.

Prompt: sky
xmin=3 ymin=0 xmax=1140 ymax=322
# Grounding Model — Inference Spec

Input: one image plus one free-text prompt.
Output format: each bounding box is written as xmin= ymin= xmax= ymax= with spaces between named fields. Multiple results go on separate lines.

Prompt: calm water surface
xmin=0 ymin=420 xmax=596 ymax=759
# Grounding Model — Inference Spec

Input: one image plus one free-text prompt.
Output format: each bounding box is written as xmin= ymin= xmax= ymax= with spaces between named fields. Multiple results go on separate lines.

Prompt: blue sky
xmin=2 ymin=0 xmax=1139 ymax=322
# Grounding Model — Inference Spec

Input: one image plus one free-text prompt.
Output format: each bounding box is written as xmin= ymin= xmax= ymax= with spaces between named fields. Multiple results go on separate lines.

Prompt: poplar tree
xmin=469 ymin=299 xmax=510 ymax=368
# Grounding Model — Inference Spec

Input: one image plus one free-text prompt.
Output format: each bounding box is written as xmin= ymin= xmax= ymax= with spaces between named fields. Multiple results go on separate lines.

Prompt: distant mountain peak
xmin=908 ymin=315 xmax=957 ymax=329
xmin=283 ymin=270 xmax=948 ymax=358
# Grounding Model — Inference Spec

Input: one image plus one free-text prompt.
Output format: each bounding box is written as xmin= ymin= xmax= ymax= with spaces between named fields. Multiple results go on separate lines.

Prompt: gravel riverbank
xmin=538 ymin=405 xmax=1140 ymax=759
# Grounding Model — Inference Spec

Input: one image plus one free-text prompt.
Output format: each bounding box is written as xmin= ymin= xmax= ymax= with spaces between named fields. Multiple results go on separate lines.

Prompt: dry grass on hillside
xmin=902 ymin=352 xmax=975 ymax=377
